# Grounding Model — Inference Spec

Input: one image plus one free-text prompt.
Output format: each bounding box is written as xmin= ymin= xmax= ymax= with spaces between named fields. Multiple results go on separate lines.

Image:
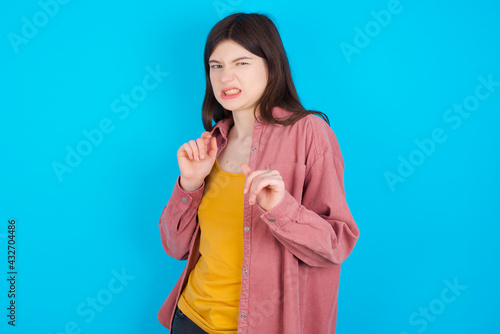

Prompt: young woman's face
xmin=209 ymin=39 xmax=268 ymax=116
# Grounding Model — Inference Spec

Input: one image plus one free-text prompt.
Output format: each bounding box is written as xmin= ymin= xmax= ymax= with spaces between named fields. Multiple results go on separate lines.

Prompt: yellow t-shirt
xmin=177 ymin=158 xmax=245 ymax=334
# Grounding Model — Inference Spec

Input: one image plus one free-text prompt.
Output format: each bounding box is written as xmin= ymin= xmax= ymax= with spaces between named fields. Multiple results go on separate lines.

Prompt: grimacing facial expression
xmin=209 ymin=40 xmax=268 ymax=115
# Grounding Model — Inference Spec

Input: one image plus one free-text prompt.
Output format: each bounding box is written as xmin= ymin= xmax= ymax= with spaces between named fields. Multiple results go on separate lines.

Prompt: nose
xmin=220 ymin=67 xmax=234 ymax=84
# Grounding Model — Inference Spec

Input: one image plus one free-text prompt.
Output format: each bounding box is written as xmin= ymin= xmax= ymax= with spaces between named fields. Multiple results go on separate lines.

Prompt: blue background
xmin=1 ymin=0 xmax=499 ymax=333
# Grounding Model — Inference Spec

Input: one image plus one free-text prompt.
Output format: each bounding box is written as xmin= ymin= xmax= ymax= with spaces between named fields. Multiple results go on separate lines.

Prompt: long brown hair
xmin=202 ymin=13 xmax=330 ymax=131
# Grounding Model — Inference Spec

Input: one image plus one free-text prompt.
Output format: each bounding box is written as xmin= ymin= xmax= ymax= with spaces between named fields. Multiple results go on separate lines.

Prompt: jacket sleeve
xmin=159 ymin=176 xmax=205 ymax=260
xmin=258 ymin=123 xmax=359 ymax=267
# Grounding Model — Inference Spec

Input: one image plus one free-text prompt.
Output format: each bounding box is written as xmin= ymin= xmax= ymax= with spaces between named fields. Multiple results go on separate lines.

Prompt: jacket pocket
xmin=265 ymin=162 xmax=306 ymax=203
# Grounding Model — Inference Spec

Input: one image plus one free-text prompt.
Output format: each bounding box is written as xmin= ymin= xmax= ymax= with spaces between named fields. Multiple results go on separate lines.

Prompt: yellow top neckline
xmin=215 ymin=158 xmax=245 ymax=177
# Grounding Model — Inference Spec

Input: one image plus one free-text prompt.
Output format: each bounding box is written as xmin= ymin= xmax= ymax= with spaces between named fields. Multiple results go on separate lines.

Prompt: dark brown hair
xmin=202 ymin=12 xmax=330 ymax=131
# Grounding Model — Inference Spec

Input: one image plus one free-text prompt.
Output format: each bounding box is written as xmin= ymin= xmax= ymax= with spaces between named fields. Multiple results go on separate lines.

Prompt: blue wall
xmin=1 ymin=0 xmax=499 ymax=333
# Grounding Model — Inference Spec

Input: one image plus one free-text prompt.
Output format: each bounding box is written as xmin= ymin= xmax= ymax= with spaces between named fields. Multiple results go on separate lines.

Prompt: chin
xmin=219 ymin=102 xmax=243 ymax=112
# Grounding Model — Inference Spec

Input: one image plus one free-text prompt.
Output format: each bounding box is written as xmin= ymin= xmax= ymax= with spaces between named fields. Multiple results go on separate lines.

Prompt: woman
xmin=158 ymin=13 xmax=359 ymax=334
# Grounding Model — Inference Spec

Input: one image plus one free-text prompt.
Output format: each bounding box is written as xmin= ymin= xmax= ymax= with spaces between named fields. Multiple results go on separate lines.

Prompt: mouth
xmin=221 ymin=87 xmax=242 ymax=99
xmin=223 ymin=88 xmax=241 ymax=95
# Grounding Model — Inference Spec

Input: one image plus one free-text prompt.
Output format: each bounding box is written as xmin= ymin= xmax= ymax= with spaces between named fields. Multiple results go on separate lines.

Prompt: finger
xmin=178 ymin=142 xmax=193 ymax=159
xmin=242 ymin=168 xmax=270 ymax=194
xmin=200 ymin=132 xmax=213 ymax=158
xmin=246 ymin=170 xmax=279 ymax=192
xmin=249 ymin=173 xmax=281 ymax=196
xmin=240 ymin=163 xmax=251 ymax=177
xmin=241 ymin=163 xmax=267 ymax=178
xmin=196 ymin=137 xmax=206 ymax=159
xmin=249 ymin=174 xmax=283 ymax=205
xmin=208 ymin=136 xmax=218 ymax=158
xmin=187 ymin=140 xmax=199 ymax=161
xmin=200 ymin=132 xmax=214 ymax=159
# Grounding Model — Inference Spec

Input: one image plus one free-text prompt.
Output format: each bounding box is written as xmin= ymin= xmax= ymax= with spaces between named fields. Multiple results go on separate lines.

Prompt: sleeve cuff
xmin=171 ymin=176 xmax=205 ymax=211
xmin=258 ymin=190 xmax=300 ymax=229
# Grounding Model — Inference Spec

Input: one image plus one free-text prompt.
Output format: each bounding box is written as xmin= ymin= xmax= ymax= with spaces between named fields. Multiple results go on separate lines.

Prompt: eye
xmin=210 ymin=64 xmax=222 ymax=69
xmin=236 ymin=62 xmax=248 ymax=66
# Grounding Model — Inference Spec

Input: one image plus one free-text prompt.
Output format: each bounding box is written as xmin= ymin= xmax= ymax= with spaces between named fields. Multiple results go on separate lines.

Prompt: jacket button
xmin=243 ymin=269 xmax=248 ymax=274
xmin=252 ymin=147 xmax=257 ymax=151
xmin=240 ymin=313 xmax=246 ymax=318
xmin=244 ymin=226 xmax=249 ymax=232
xmin=268 ymin=218 xmax=276 ymax=222
xmin=181 ymin=198 xmax=187 ymax=203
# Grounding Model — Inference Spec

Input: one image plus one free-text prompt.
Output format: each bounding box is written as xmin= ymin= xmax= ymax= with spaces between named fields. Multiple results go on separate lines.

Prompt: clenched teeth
xmin=224 ymin=89 xmax=241 ymax=95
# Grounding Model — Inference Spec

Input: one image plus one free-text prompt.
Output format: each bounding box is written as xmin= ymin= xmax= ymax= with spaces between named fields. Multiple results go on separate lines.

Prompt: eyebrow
xmin=208 ymin=56 xmax=253 ymax=64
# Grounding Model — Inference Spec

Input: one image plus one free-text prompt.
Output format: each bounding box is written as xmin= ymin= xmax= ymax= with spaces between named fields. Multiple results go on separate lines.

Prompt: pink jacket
xmin=158 ymin=106 xmax=359 ymax=333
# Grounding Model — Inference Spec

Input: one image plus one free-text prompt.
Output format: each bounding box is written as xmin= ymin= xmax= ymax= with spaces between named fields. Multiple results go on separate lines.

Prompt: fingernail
xmin=200 ymin=154 xmax=204 ymax=159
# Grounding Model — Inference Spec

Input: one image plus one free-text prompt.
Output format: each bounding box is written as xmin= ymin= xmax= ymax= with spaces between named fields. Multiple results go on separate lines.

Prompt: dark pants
xmin=171 ymin=306 xmax=208 ymax=334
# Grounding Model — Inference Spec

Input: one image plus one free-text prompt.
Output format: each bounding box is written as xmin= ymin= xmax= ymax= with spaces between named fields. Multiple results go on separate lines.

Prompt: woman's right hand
xmin=177 ymin=131 xmax=218 ymax=191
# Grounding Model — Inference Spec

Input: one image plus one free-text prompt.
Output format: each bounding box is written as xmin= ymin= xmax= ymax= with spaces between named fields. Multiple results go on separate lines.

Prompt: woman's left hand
xmin=240 ymin=163 xmax=285 ymax=212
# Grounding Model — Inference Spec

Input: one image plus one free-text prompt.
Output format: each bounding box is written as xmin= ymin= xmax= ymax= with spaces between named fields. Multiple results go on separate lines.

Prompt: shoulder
xmin=270 ymin=107 xmax=345 ymax=171
xmin=290 ymin=111 xmax=342 ymax=161
xmin=273 ymin=106 xmax=331 ymax=132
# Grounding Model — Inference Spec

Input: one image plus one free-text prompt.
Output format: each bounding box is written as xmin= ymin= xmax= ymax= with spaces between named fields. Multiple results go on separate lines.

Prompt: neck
xmin=229 ymin=108 xmax=260 ymax=141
